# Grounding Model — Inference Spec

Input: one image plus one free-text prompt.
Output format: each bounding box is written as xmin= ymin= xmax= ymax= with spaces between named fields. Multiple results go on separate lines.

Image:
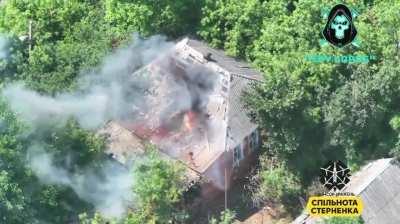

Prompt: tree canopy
xmin=0 ymin=0 xmax=399 ymax=223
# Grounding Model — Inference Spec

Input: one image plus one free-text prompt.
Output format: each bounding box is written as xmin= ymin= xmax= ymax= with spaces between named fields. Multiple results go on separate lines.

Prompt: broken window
xmin=233 ymin=143 xmax=244 ymax=167
xmin=250 ymin=129 xmax=260 ymax=151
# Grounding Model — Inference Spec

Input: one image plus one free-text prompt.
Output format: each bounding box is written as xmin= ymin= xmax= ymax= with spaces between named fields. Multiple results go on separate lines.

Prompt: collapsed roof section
xmin=100 ymin=37 xmax=263 ymax=178
xmin=98 ymin=121 xmax=202 ymax=187
xmin=121 ymin=42 xmax=228 ymax=174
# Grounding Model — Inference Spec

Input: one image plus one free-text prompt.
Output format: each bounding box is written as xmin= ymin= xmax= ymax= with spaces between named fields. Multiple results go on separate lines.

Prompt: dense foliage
xmin=0 ymin=0 xmax=399 ymax=223
xmin=320 ymin=217 xmax=364 ymax=224
xmin=209 ymin=209 xmax=236 ymax=224
xmin=127 ymin=148 xmax=187 ymax=223
xmin=104 ymin=0 xmax=203 ymax=38
xmin=79 ymin=149 xmax=187 ymax=224
xmin=0 ymin=99 xmax=102 ymax=223
xmin=200 ymin=0 xmax=400 ymax=218
xmin=0 ymin=0 xmax=195 ymax=222
xmin=237 ymin=0 xmax=400 ymax=181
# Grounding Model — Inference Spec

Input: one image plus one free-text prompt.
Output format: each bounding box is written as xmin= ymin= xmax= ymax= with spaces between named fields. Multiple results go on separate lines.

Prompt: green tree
xmin=78 ymin=148 xmax=187 ymax=224
xmin=0 ymin=171 xmax=26 ymax=223
xmin=320 ymin=217 xmax=363 ymax=224
xmin=245 ymin=0 xmax=400 ymax=175
xmin=257 ymin=164 xmax=301 ymax=202
xmin=0 ymin=1 xmax=111 ymax=93
xmin=251 ymin=161 xmax=302 ymax=215
xmin=0 ymin=99 xmax=106 ymax=223
xmin=33 ymin=119 xmax=106 ymax=170
xmin=209 ymin=209 xmax=236 ymax=224
xmin=79 ymin=212 xmax=117 ymax=224
xmin=0 ymin=100 xmax=31 ymax=223
xmin=199 ymin=0 xmax=269 ymax=58
xmin=323 ymin=62 xmax=400 ymax=169
xmin=105 ymin=0 xmax=203 ymax=38
xmin=0 ymin=36 xmax=27 ymax=84
xmin=238 ymin=1 xmax=400 ymax=218
xmin=128 ymin=147 xmax=187 ymax=223
xmin=244 ymin=0 xmax=338 ymax=183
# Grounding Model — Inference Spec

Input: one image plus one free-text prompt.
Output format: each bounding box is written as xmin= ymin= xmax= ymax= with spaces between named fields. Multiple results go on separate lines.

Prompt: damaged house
xmin=98 ymin=38 xmax=263 ymax=201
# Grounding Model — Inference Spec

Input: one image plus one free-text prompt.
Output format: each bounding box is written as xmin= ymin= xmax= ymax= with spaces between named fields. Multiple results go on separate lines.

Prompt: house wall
xmin=230 ymin=128 xmax=261 ymax=181
xmin=201 ymin=150 xmax=233 ymax=200
xmin=200 ymin=128 xmax=261 ymax=199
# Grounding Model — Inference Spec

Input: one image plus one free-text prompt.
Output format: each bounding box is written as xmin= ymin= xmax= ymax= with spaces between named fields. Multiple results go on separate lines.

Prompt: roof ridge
xmin=231 ymin=73 xmax=263 ymax=81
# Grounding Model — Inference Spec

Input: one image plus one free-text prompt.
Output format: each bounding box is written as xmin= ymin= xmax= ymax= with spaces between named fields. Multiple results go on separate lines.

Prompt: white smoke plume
xmin=1 ymin=35 xmax=175 ymax=218
xmin=27 ymin=144 xmax=134 ymax=218
xmin=1 ymin=34 xmax=219 ymax=218
xmin=2 ymin=34 xmax=174 ymax=130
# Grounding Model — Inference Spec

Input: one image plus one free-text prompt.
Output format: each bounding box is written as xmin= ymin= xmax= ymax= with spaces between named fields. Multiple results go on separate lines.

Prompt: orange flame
xmin=183 ymin=111 xmax=197 ymax=131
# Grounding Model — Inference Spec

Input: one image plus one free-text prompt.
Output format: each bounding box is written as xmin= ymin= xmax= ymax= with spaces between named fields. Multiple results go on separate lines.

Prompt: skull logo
xmin=322 ymin=4 xmax=357 ymax=48
xmin=330 ymin=15 xmax=349 ymax=39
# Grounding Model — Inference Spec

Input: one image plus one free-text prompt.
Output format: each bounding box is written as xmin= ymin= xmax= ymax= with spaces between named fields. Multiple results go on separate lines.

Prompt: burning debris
xmin=119 ymin=50 xmax=228 ymax=173
xmin=127 ymin=53 xmax=218 ymax=131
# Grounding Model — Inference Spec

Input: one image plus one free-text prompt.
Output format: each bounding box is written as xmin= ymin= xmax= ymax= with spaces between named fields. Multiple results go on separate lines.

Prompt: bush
xmin=209 ymin=209 xmax=236 ymax=224
xmin=320 ymin=217 xmax=364 ymax=224
xmin=253 ymin=163 xmax=302 ymax=204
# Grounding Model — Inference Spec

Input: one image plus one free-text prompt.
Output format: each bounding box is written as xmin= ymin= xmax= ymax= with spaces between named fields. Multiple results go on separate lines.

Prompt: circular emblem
xmin=320 ymin=160 xmax=351 ymax=191
xmin=322 ymin=4 xmax=357 ymax=48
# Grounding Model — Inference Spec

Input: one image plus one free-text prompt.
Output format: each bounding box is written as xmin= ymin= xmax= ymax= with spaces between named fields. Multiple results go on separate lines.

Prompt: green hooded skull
xmin=330 ymin=14 xmax=350 ymax=40
xmin=322 ymin=4 xmax=358 ymax=48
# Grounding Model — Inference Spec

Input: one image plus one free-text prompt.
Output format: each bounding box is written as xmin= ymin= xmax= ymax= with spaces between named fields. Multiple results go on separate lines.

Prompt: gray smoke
xmin=1 ymin=34 xmax=219 ymax=218
xmin=144 ymin=55 xmax=218 ymax=131
xmin=27 ymin=144 xmax=133 ymax=218
xmin=2 ymin=35 xmax=175 ymax=130
xmin=3 ymin=35 xmax=218 ymax=130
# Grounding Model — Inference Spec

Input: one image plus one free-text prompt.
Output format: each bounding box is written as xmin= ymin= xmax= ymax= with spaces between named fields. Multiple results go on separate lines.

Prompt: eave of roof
xmin=185 ymin=38 xmax=264 ymax=82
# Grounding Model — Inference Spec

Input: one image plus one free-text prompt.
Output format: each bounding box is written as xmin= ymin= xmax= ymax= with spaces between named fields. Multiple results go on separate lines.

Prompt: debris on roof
xmin=97 ymin=121 xmax=145 ymax=164
xmin=100 ymin=37 xmax=262 ymax=187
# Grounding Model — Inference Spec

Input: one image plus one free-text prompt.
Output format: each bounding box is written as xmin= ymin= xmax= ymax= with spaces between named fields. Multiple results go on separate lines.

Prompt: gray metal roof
xmin=186 ymin=39 xmax=262 ymax=148
xmin=227 ymin=75 xmax=258 ymax=148
xmin=186 ymin=39 xmax=263 ymax=81
xmin=357 ymin=159 xmax=400 ymax=224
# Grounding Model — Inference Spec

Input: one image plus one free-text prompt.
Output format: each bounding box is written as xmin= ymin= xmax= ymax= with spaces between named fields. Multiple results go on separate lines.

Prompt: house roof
xmin=186 ymin=39 xmax=263 ymax=81
xmin=122 ymin=53 xmax=228 ymax=174
xmin=98 ymin=121 xmax=202 ymax=187
xmin=293 ymin=158 xmax=400 ymax=224
xmin=227 ymin=75 xmax=258 ymax=148
xmin=98 ymin=121 xmax=145 ymax=164
xmin=101 ymin=38 xmax=262 ymax=185
xmin=184 ymin=38 xmax=261 ymax=149
xmin=346 ymin=158 xmax=400 ymax=224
